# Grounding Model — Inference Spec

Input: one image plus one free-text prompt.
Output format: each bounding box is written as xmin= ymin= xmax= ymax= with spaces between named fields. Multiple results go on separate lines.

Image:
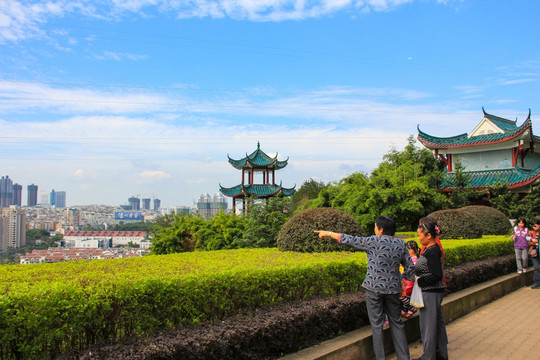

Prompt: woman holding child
xmin=413 ymin=218 xmax=448 ymax=360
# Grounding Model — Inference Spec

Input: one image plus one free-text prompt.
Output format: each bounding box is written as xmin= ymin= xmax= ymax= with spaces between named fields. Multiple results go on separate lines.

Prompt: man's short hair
xmin=375 ymin=216 xmax=396 ymax=236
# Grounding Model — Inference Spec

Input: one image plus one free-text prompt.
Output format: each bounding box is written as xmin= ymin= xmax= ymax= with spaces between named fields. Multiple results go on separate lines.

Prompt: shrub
xmin=460 ymin=205 xmax=512 ymax=236
xmin=277 ymin=208 xmax=364 ymax=252
xmin=426 ymin=209 xmax=482 ymax=239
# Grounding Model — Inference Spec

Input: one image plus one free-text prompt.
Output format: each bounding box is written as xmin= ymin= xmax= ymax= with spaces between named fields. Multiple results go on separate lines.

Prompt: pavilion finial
xmin=257 ymin=141 xmax=260 ymax=148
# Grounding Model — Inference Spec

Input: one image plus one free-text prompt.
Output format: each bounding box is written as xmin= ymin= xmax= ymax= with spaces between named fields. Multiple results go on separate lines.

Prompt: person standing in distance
xmin=315 ymin=216 xmax=415 ymax=360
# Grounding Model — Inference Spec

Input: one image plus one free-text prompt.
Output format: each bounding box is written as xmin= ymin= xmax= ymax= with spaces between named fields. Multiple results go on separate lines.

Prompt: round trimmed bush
xmin=461 ymin=205 xmax=512 ymax=236
xmin=426 ymin=209 xmax=483 ymax=239
xmin=277 ymin=208 xmax=364 ymax=252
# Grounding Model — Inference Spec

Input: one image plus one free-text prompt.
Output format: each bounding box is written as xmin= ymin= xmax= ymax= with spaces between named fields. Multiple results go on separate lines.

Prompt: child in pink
xmin=400 ymin=240 xmax=419 ymax=317
xmin=512 ymin=217 xmax=530 ymax=274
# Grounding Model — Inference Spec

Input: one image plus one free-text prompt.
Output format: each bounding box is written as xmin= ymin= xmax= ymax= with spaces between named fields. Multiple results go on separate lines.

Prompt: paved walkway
xmin=387 ymin=285 xmax=540 ymax=360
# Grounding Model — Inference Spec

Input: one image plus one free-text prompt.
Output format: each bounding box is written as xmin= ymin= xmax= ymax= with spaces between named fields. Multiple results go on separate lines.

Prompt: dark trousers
xmin=365 ymin=289 xmax=410 ymax=360
xmin=532 ymin=256 xmax=540 ymax=286
xmin=418 ymin=291 xmax=448 ymax=360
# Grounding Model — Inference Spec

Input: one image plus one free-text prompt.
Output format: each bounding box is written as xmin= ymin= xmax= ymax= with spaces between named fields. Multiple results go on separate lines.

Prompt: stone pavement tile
xmin=387 ymin=286 xmax=540 ymax=360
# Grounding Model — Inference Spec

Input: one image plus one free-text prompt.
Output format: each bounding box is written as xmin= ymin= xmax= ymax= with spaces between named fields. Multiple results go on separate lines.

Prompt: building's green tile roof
xmin=228 ymin=142 xmax=289 ymax=169
xmin=219 ymin=183 xmax=296 ymax=198
xmin=417 ymin=109 xmax=533 ymax=149
xmin=482 ymin=107 xmax=518 ymax=131
xmin=442 ymin=165 xmax=540 ymax=190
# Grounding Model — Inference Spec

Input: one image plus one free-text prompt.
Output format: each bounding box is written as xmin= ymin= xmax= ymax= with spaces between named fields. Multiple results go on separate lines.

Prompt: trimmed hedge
xmin=441 ymin=236 xmax=514 ymax=267
xmin=0 ymin=250 xmax=367 ymax=360
xmin=460 ymin=205 xmax=512 ymax=236
xmin=277 ymin=208 xmax=364 ymax=252
xmin=427 ymin=209 xmax=483 ymax=239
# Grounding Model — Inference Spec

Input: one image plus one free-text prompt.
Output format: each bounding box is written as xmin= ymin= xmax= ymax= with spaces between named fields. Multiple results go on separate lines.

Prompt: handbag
xmin=530 ymin=247 xmax=538 ymax=258
xmin=410 ymin=278 xmax=424 ymax=308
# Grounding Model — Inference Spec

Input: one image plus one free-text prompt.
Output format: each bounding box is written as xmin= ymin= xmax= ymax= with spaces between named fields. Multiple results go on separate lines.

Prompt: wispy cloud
xmin=94 ymin=51 xmax=149 ymax=61
xmin=139 ymin=170 xmax=171 ymax=180
xmin=0 ymin=0 xmax=453 ymax=43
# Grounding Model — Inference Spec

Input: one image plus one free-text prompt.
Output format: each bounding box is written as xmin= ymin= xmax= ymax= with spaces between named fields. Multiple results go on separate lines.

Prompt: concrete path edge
xmin=281 ymin=268 xmax=533 ymax=360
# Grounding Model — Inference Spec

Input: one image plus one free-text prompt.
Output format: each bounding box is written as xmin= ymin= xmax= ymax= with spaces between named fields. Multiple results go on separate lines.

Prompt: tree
xmin=488 ymin=182 xmax=521 ymax=219
xmin=236 ymin=197 xmax=292 ymax=248
xmin=150 ymin=214 xmax=198 ymax=254
xmin=304 ymin=136 xmax=449 ymax=232
xmin=290 ymin=178 xmax=328 ymax=213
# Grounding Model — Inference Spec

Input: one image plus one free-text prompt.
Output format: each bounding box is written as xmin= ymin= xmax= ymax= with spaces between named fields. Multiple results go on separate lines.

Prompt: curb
xmin=281 ymin=268 xmax=533 ymax=360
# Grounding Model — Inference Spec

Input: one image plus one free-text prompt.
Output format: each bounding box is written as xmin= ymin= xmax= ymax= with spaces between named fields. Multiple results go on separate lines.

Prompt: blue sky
xmin=1 ymin=0 xmax=539 ymax=208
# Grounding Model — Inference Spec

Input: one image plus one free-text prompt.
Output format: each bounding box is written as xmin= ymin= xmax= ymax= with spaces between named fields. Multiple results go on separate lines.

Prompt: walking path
xmin=388 ymin=285 xmax=540 ymax=360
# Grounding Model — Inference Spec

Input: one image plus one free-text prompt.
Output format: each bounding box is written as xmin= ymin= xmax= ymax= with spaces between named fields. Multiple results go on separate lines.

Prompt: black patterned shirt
xmin=339 ymin=234 xmax=415 ymax=295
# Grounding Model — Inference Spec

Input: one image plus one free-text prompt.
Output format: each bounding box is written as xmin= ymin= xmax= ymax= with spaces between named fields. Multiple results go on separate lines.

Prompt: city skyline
xmin=1 ymin=1 xmax=539 ymax=208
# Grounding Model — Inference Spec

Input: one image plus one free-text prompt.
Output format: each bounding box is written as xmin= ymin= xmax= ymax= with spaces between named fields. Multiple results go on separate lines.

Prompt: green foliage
xmin=427 ymin=209 xmax=483 ymax=239
xmin=304 ymin=136 xmax=449 ymax=232
xmin=109 ymin=221 xmax=152 ymax=231
xmin=276 ymin=207 xmax=364 ymax=252
xmin=150 ymin=198 xmax=293 ymax=254
xmin=436 ymin=236 xmax=514 ymax=267
xmin=235 ymin=197 xmax=292 ymax=248
xmin=26 ymin=229 xmax=51 ymax=241
xmin=290 ymin=178 xmax=328 ymax=212
xmin=488 ymin=183 xmax=520 ymax=219
xmin=514 ymin=186 xmax=540 ymax=224
xmin=460 ymin=205 xmax=512 ymax=236
xmin=0 ymin=249 xmax=367 ymax=359
xmin=150 ymin=214 xmax=199 ymax=254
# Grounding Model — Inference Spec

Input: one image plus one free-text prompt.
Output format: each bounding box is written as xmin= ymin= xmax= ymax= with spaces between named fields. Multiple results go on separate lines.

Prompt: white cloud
xmin=73 ymin=168 xmax=85 ymax=178
xmin=139 ymin=170 xmax=171 ymax=180
xmin=0 ymin=0 xmax=441 ymax=43
xmin=94 ymin=51 xmax=149 ymax=61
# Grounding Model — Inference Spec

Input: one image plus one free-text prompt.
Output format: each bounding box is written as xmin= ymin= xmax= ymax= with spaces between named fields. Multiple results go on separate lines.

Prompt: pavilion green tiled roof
xmin=442 ymin=165 xmax=540 ymax=190
xmin=219 ymin=183 xmax=296 ymax=198
xmin=228 ymin=142 xmax=289 ymax=169
xmin=417 ymin=109 xmax=535 ymax=149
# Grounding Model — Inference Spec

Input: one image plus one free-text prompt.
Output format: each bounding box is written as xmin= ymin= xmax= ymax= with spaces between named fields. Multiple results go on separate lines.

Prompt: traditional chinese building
xmin=417 ymin=108 xmax=540 ymax=193
xmin=219 ymin=142 xmax=296 ymax=213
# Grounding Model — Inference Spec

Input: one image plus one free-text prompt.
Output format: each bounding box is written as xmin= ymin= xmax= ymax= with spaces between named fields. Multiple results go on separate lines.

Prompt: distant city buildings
xmin=0 ymin=176 xmax=22 ymax=208
xmin=153 ymin=198 xmax=161 ymax=211
xmin=27 ymin=184 xmax=38 ymax=206
xmin=20 ymin=247 xmax=148 ymax=264
xmin=128 ymin=196 xmax=140 ymax=211
xmin=55 ymin=191 xmax=67 ymax=208
xmin=63 ymin=230 xmax=148 ymax=248
xmin=12 ymin=184 xmax=22 ymax=207
xmin=142 ymin=198 xmax=151 ymax=210
xmin=196 ymin=193 xmax=228 ymax=219
xmin=0 ymin=207 xmax=26 ymax=252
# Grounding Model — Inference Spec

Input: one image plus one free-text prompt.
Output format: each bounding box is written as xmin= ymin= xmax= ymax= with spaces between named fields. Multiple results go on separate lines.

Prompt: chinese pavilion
xmin=219 ymin=142 xmax=296 ymax=213
xmin=417 ymin=108 xmax=540 ymax=193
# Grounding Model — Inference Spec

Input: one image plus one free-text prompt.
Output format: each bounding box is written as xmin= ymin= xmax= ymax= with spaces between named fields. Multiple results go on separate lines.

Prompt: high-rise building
xmin=39 ymin=191 xmax=49 ymax=205
xmin=153 ymin=198 xmax=161 ymax=211
xmin=196 ymin=193 xmax=228 ymax=219
xmin=50 ymin=189 xmax=56 ymax=206
xmin=12 ymin=184 xmax=22 ymax=207
xmin=128 ymin=197 xmax=140 ymax=211
xmin=0 ymin=176 xmax=14 ymax=208
xmin=55 ymin=191 xmax=66 ymax=208
xmin=0 ymin=208 xmax=26 ymax=252
xmin=27 ymin=184 xmax=38 ymax=206
xmin=142 ymin=198 xmax=151 ymax=210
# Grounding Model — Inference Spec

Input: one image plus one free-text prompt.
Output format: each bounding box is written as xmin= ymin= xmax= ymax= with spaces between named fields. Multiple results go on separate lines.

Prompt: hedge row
xmin=0 ymin=238 xmax=513 ymax=359
xmin=0 ymin=250 xmax=367 ymax=360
